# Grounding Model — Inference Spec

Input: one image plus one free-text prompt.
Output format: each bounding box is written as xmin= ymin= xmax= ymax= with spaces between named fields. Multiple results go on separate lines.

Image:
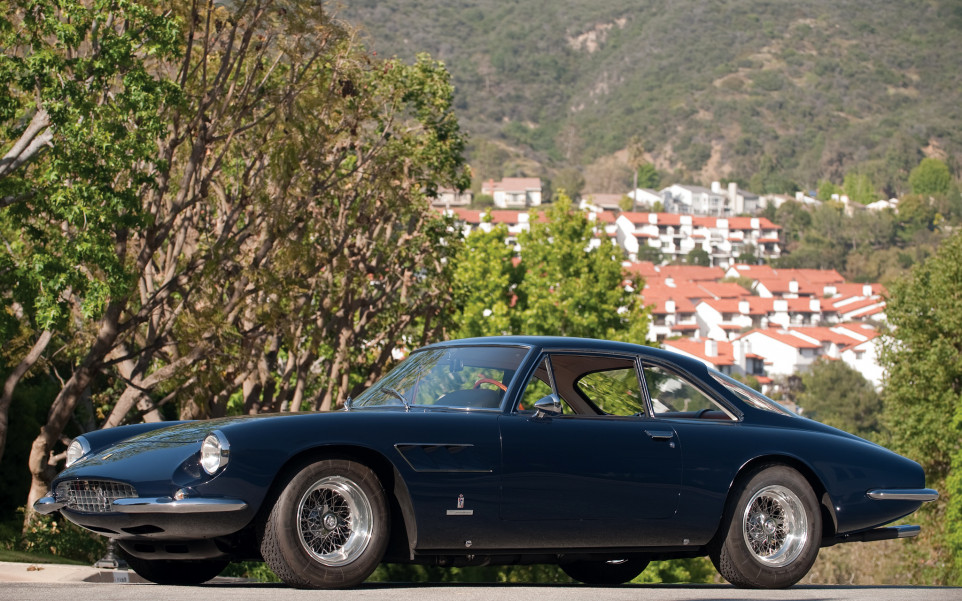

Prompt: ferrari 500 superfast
xmin=36 ymin=336 xmax=936 ymax=589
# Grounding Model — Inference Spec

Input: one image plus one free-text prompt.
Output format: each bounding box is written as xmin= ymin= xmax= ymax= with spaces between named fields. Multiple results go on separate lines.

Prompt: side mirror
xmin=533 ymin=394 xmax=563 ymax=417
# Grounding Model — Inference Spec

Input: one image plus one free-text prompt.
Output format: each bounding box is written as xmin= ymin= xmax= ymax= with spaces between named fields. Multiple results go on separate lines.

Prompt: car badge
xmin=446 ymin=493 xmax=473 ymax=516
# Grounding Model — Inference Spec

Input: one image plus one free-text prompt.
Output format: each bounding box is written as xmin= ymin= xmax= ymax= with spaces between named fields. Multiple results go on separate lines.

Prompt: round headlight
xmin=200 ymin=430 xmax=230 ymax=475
xmin=65 ymin=436 xmax=90 ymax=468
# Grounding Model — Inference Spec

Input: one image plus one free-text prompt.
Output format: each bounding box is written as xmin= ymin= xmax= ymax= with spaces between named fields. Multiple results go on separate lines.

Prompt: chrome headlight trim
xmin=65 ymin=436 xmax=91 ymax=468
xmin=200 ymin=430 xmax=230 ymax=475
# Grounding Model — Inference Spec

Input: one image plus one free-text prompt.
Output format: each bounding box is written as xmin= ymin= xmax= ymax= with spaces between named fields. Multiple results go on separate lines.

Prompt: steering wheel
xmin=473 ymin=377 xmax=508 ymax=392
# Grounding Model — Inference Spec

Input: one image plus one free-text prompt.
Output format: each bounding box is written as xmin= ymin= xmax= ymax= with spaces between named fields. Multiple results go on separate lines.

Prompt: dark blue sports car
xmin=35 ymin=336 xmax=936 ymax=589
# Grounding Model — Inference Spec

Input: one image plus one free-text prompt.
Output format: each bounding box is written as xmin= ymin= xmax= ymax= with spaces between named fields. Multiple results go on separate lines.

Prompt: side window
xmin=575 ymin=367 xmax=646 ymax=416
xmin=643 ymin=363 xmax=732 ymax=419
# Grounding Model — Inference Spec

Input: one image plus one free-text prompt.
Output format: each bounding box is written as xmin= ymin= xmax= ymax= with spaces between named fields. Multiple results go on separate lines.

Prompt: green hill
xmin=339 ymin=0 xmax=962 ymax=194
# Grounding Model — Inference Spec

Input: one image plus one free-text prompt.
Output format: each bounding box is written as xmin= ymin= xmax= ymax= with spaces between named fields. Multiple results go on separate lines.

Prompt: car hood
xmin=121 ymin=416 xmax=256 ymax=445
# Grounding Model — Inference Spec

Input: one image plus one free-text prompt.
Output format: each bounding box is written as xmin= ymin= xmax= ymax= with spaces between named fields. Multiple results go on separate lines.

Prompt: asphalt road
xmin=0 ymin=582 xmax=959 ymax=601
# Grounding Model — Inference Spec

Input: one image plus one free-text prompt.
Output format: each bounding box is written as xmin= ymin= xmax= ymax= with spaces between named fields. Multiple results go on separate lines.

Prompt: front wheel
xmin=710 ymin=465 xmax=821 ymax=588
xmin=561 ymin=556 xmax=649 ymax=585
xmin=124 ymin=555 xmax=228 ymax=585
xmin=260 ymin=458 xmax=389 ymax=589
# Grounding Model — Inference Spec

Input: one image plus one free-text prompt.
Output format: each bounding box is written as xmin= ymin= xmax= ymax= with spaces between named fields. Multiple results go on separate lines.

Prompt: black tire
xmin=709 ymin=465 xmax=821 ymax=589
xmin=260 ymin=458 xmax=389 ymax=589
xmin=561 ymin=557 xmax=650 ymax=585
xmin=124 ymin=554 xmax=228 ymax=585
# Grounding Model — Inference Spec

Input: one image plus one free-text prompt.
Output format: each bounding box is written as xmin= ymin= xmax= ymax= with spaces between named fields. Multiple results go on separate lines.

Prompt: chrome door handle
xmin=644 ymin=429 xmax=674 ymax=441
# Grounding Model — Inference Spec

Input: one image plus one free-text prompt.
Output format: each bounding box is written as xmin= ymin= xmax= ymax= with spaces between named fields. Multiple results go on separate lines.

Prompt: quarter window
xmin=643 ymin=363 xmax=732 ymax=419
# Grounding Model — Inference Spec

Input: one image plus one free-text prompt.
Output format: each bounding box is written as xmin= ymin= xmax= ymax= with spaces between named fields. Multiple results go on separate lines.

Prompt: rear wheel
xmin=124 ymin=554 xmax=228 ymax=585
xmin=561 ymin=557 xmax=649 ymax=585
xmin=260 ymin=458 xmax=389 ymax=589
xmin=710 ymin=465 xmax=821 ymax=588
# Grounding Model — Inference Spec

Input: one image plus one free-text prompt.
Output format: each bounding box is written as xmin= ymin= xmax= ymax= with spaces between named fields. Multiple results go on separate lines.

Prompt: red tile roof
xmin=663 ymin=338 xmax=735 ymax=366
xmin=737 ymin=328 xmax=822 ymax=349
xmin=658 ymin=265 xmax=725 ymax=282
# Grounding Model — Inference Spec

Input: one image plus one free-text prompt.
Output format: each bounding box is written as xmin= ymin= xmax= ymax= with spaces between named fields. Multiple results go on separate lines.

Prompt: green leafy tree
xmin=797 ymin=358 xmax=881 ymax=439
xmin=816 ymin=179 xmax=842 ymax=201
xmin=736 ymin=243 xmax=758 ymax=265
xmin=637 ymin=244 xmax=664 ymax=265
xmin=516 ymin=194 xmax=649 ymax=342
xmin=774 ymin=200 xmax=813 ymax=245
xmin=686 ymin=247 xmax=711 ymax=266
xmin=843 ymin=171 xmax=878 ymax=205
xmin=636 ymin=162 xmax=660 ymax=189
xmin=552 ymin=167 xmax=585 ymax=200
xmin=0 ymin=0 xmax=181 ymax=477
xmin=1 ymin=0 xmax=469 ymax=521
xmin=909 ymin=158 xmax=952 ymax=197
xmin=453 ymin=193 xmax=650 ymax=343
xmin=451 ymin=217 xmax=518 ymax=338
xmin=880 ymin=231 xmax=962 ymax=583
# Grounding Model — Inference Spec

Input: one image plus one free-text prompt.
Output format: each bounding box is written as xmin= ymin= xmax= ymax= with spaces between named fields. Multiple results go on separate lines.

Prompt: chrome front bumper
xmin=866 ymin=488 xmax=939 ymax=502
xmin=34 ymin=494 xmax=247 ymax=515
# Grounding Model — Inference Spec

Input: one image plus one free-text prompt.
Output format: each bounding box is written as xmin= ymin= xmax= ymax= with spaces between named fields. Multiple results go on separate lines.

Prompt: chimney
xmin=863 ymin=284 xmax=872 ymax=296
xmin=665 ymin=300 xmax=676 ymax=313
xmin=734 ymin=339 xmax=746 ymax=367
xmin=712 ymin=181 xmax=723 ymax=193
xmin=789 ymin=279 xmax=799 ymax=294
xmin=705 ymin=339 xmax=718 ymax=358
xmin=809 ymin=298 xmax=821 ymax=312
xmin=739 ymin=300 xmax=750 ymax=314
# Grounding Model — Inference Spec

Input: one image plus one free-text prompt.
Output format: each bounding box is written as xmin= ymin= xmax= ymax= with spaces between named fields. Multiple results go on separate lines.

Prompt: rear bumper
xmin=866 ymin=488 xmax=939 ymax=502
xmin=824 ymin=524 xmax=921 ymax=547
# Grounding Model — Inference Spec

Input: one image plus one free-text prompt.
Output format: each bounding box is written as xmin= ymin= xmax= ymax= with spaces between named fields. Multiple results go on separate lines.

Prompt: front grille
xmin=56 ymin=480 xmax=137 ymax=513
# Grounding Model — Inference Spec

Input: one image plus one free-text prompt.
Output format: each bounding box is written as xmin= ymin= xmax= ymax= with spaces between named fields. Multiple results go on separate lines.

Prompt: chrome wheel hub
xmin=296 ymin=476 xmax=373 ymax=567
xmin=741 ymin=484 xmax=808 ymax=567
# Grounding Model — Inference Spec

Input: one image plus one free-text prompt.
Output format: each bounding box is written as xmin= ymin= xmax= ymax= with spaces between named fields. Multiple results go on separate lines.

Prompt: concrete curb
xmin=0 ymin=561 xmax=148 ymax=583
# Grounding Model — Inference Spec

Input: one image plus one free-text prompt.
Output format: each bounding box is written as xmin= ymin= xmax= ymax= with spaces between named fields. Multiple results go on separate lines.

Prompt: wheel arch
xmin=717 ymin=454 xmax=838 ymax=544
xmin=254 ymin=444 xmax=418 ymax=562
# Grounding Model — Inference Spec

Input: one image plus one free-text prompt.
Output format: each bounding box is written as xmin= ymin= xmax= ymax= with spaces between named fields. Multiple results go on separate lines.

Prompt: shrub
xmin=19 ymin=512 xmax=107 ymax=563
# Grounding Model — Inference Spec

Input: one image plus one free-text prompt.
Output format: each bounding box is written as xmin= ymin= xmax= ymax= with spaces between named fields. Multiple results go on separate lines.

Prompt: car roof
xmin=422 ymin=336 xmax=704 ymax=369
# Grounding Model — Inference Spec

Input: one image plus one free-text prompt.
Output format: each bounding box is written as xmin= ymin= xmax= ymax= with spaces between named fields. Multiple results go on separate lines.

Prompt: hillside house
xmin=482 ymin=178 xmax=543 ymax=208
xmin=615 ymin=213 xmax=781 ymax=266
xmin=430 ymin=186 xmax=473 ymax=207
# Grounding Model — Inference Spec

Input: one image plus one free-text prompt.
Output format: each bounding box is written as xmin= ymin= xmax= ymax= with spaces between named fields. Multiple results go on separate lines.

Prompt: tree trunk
xmin=0 ymin=330 xmax=52 ymax=464
xmin=23 ymin=304 xmax=123 ymax=526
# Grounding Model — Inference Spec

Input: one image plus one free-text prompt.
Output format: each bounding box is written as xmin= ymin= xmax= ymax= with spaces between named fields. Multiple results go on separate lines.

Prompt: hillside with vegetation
xmin=340 ymin=0 xmax=962 ymax=195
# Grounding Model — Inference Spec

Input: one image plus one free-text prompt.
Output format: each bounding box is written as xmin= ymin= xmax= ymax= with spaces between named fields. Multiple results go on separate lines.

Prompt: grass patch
xmin=0 ymin=548 xmax=88 ymax=565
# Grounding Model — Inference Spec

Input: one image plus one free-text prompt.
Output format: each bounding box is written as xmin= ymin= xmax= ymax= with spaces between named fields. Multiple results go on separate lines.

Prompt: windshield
xmin=352 ymin=345 xmax=531 ymax=410
xmin=710 ymin=371 xmax=798 ymax=417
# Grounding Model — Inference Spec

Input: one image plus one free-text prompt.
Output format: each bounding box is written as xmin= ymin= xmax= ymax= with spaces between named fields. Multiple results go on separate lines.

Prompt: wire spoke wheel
xmin=741 ymin=484 xmax=808 ymax=566
xmin=297 ymin=476 xmax=373 ymax=566
xmin=710 ymin=465 xmax=820 ymax=589
xmin=261 ymin=459 xmax=388 ymax=589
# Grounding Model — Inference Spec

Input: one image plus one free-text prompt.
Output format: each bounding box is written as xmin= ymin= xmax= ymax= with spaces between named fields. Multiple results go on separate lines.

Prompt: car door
xmin=497 ymin=353 xmax=683 ymax=548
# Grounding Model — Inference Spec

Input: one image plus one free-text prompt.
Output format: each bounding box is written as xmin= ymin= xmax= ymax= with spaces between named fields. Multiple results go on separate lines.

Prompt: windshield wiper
xmin=383 ymin=387 xmax=411 ymax=412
